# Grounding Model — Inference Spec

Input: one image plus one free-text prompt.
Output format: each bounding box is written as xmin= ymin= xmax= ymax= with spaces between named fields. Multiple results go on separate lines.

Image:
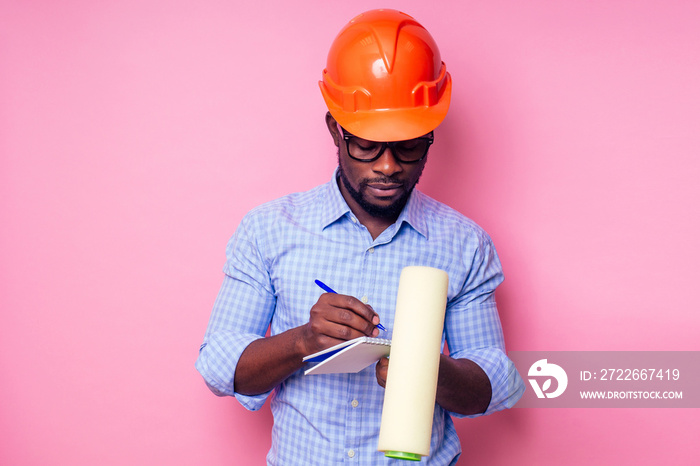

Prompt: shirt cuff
xmin=449 ymin=348 xmax=525 ymax=418
xmin=195 ymin=332 xmax=273 ymax=411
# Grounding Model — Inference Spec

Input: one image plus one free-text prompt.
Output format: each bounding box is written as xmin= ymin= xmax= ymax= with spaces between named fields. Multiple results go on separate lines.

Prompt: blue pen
xmin=314 ymin=279 xmax=387 ymax=331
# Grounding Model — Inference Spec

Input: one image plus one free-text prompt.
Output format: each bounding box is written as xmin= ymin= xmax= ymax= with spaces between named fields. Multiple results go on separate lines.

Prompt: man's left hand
xmin=375 ymin=357 xmax=389 ymax=388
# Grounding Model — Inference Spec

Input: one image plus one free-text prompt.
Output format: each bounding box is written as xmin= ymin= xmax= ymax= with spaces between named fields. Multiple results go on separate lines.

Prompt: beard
xmin=337 ymin=152 xmax=424 ymax=220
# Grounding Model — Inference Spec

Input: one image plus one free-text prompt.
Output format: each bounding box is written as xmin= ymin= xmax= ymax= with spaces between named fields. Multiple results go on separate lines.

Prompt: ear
xmin=325 ymin=112 xmax=340 ymax=147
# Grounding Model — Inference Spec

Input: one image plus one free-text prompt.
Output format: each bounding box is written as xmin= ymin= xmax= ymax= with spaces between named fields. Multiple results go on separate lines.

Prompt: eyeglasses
xmin=340 ymin=127 xmax=433 ymax=164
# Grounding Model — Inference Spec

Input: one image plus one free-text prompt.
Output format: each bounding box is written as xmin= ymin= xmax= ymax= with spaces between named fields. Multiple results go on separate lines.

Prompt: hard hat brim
xmin=320 ymin=74 xmax=452 ymax=142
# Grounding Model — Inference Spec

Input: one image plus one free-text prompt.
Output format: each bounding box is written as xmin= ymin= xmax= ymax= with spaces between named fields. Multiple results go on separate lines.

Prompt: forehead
xmin=340 ymin=125 xmax=433 ymax=143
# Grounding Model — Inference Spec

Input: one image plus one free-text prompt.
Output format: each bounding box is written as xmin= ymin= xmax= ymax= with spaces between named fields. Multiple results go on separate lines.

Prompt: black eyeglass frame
xmin=340 ymin=127 xmax=434 ymax=164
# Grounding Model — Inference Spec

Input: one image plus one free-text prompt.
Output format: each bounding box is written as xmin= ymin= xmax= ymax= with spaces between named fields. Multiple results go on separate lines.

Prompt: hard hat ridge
xmin=359 ymin=17 xmax=416 ymax=74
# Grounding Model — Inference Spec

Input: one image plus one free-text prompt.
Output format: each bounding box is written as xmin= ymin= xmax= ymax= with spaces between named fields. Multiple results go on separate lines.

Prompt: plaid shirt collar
xmin=320 ymin=168 xmax=428 ymax=240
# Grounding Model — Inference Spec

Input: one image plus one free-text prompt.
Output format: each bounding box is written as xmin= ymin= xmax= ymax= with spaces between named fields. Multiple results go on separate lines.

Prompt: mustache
xmin=360 ymin=177 xmax=404 ymax=186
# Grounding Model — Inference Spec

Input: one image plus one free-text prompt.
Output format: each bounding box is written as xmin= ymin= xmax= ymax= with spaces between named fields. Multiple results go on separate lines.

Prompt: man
xmin=196 ymin=9 xmax=524 ymax=465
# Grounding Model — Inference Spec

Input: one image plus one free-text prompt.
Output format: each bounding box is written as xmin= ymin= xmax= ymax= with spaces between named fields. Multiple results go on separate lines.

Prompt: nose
xmin=371 ymin=145 xmax=403 ymax=177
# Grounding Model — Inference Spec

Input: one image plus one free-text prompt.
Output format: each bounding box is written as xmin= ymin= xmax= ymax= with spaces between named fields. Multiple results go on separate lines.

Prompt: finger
xmin=324 ymin=320 xmax=375 ymax=342
xmin=375 ymin=357 xmax=389 ymax=388
xmin=324 ymin=294 xmax=380 ymax=330
xmin=309 ymin=294 xmax=381 ymax=342
xmin=300 ymin=322 xmax=363 ymax=356
xmin=305 ymin=309 xmax=374 ymax=352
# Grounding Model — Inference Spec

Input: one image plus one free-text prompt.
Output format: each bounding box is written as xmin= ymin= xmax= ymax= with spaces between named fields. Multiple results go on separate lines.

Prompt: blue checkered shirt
xmin=196 ymin=170 xmax=524 ymax=465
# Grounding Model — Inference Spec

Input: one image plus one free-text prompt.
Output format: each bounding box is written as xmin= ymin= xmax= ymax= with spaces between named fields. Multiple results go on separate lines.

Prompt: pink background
xmin=2 ymin=1 xmax=698 ymax=464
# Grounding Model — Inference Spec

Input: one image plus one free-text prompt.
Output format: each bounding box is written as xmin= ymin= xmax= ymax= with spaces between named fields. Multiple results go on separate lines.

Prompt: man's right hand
xmin=234 ymin=293 xmax=381 ymax=396
xmin=299 ymin=292 xmax=381 ymax=356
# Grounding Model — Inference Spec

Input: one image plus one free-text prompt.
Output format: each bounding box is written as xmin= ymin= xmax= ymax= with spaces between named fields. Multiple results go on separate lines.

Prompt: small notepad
xmin=303 ymin=336 xmax=392 ymax=375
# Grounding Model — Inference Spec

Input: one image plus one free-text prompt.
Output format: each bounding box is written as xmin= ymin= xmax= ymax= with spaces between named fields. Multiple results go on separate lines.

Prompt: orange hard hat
xmin=320 ymin=9 xmax=451 ymax=142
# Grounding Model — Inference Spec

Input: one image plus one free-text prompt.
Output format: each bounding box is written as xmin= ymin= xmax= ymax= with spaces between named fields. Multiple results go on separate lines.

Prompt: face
xmin=326 ymin=114 xmax=428 ymax=222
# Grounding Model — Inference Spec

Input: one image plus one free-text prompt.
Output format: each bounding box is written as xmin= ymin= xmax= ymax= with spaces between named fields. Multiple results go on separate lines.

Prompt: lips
xmin=366 ymin=183 xmax=403 ymax=198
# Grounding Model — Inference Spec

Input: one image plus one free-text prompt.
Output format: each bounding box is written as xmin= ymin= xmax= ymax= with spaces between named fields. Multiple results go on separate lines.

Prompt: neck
xmin=337 ymin=177 xmax=398 ymax=240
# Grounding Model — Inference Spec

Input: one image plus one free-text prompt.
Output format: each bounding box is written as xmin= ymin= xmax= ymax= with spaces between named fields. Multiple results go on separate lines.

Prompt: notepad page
xmin=304 ymin=337 xmax=391 ymax=375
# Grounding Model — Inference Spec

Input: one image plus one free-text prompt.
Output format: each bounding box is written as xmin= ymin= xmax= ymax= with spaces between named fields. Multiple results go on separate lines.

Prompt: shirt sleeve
xmin=444 ymin=233 xmax=525 ymax=418
xmin=195 ymin=213 xmax=277 ymax=411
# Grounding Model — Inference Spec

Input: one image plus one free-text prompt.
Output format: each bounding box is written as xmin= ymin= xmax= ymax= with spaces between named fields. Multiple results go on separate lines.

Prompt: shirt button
xmin=361 ymin=296 xmax=368 ymax=304
xmin=351 ymin=399 xmax=359 ymax=408
xmin=351 ymin=217 xmax=357 ymax=223
xmin=368 ymin=247 xmax=375 ymax=254
xmin=348 ymin=449 xmax=356 ymax=458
